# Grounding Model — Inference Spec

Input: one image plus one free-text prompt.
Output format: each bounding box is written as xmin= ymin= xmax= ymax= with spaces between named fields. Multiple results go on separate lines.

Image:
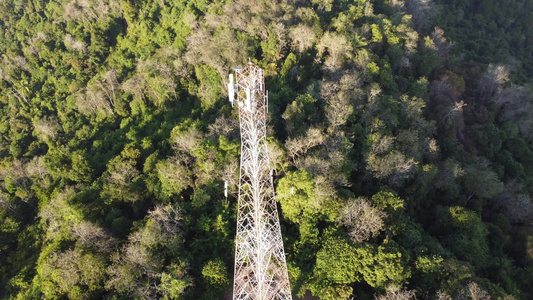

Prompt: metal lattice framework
xmin=228 ymin=63 xmax=292 ymax=300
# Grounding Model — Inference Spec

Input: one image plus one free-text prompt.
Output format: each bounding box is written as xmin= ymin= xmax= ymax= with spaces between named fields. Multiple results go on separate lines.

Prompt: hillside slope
xmin=0 ymin=0 xmax=532 ymax=299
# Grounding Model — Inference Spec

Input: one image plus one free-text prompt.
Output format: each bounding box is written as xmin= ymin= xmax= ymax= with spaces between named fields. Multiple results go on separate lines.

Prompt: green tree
xmin=436 ymin=206 xmax=490 ymax=269
xmin=202 ymin=259 xmax=230 ymax=291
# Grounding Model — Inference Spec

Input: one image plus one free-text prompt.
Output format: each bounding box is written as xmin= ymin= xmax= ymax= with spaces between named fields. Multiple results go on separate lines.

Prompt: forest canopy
xmin=1 ymin=0 xmax=533 ymax=299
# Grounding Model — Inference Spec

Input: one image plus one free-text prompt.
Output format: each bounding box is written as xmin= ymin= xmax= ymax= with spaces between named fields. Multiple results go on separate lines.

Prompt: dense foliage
xmin=1 ymin=0 xmax=532 ymax=299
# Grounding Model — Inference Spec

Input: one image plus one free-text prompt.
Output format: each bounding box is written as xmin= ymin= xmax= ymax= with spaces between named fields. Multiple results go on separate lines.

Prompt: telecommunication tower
xmin=228 ymin=63 xmax=292 ymax=300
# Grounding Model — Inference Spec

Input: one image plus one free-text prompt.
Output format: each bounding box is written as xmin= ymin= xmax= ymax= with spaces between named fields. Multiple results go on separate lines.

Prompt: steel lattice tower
xmin=227 ymin=63 xmax=292 ymax=300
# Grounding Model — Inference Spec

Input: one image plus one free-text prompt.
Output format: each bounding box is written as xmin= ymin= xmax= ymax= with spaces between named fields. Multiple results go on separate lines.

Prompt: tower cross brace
xmin=228 ymin=63 xmax=292 ymax=300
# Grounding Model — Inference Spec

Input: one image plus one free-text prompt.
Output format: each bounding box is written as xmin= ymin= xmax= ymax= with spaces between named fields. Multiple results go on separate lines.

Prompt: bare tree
xmin=298 ymin=148 xmax=348 ymax=188
xmin=64 ymin=0 xmax=97 ymax=22
xmin=33 ymin=116 xmax=61 ymax=142
xmin=337 ymin=197 xmax=386 ymax=243
xmin=339 ymin=71 xmax=364 ymax=100
xmin=463 ymin=158 xmax=504 ymax=200
xmin=375 ymin=285 xmax=416 ymax=300
xmin=63 ymin=0 xmax=121 ymax=23
xmin=101 ymin=69 xmax=119 ymax=101
xmin=0 ymin=191 xmax=17 ymax=215
xmin=172 ymin=127 xmax=203 ymax=154
xmin=477 ymin=63 xmax=511 ymax=100
xmin=25 ymin=32 xmax=48 ymax=57
xmin=0 ymin=160 xmax=27 ymax=187
xmin=404 ymin=0 xmax=435 ymax=33
xmin=317 ymin=32 xmax=354 ymax=73
xmin=11 ymin=56 xmax=29 ymax=72
xmin=388 ymin=0 xmax=405 ymax=10
xmin=107 ymin=204 xmax=186 ymax=298
xmin=404 ymin=30 xmax=419 ymax=56
xmin=76 ymin=70 xmax=120 ymax=114
xmin=102 ymin=160 xmax=141 ymax=202
xmin=436 ymin=291 xmax=452 ymax=300
xmin=423 ymin=138 xmax=439 ymax=161
xmin=26 ymin=156 xmax=51 ymax=188
xmin=106 ymin=242 xmax=158 ymax=296
xmin=367 ymin=150 xmax=418 ymax=187
xmin=38 ymin=187 xmax=82 ymax=240
xmin=208 ymin=116 xmax=239 ymax=140
xmin=148 ymin=204 xmax=183 ymax=235
xmin=185 ymin=27 xmax=248 ymax=79
xmin=285 ymin=127 xmax=326 ymax=163
xmin=312 ymin=174 xmax=338 ymax=211
xmin=492 ymin=85 xmax=533 ymax=142
xmin=371 ymin=133 xmax=395 ymax=155
xmin=122 ymin=73 xmax=148 ymax=102
xmin=324 ymin=134 xmax=353 ymax=185
xmin=222 ymin=157 xmax=240 ymax=195
xmin=0 ymin=58 xmax=30 ymax=105
xmin=493 ymin=187 xmax=533 ymax=226
xmin=71 ymin=221 xmax=117 ymax=253
xmin=456 ymin=282 xmax=491 ymax=300
xmin=0 ymin=65 xmax=10 ymax=81
xmin=193 ymin=146 xmax=219 ymax=186
xmin=63 ymin=34 xmax=87 ymax=53
xmin=43 ymin=249 xmax=83 ymax=294
xmin=434 ymin=158 xmax=465 ymax=194
xmin=429 ymin=77 xmax=453 ymax=105
xmin=354 ymin=49 xmax=373 ymax=74
xmin=298 ymin=155 xmax=331 ymax=179
xmin=135 ymin=59 xmax=178 ymax=106
xmin=107 ymin=163 xmax=139 ymax=187
xmin=430 ymin=27 xmax=453 ymax=60
xmin=319 ymin=80 xmax=339 ymax=103
xmin=325 ymin=93 xmax=354 ymax=131
xmin=289 ymin=24 xmax=316 ymax=53
xmin=208 ymin=0 xmax=296 ymax=42
xmin=76 ymin=83 xmax=115 ymax=116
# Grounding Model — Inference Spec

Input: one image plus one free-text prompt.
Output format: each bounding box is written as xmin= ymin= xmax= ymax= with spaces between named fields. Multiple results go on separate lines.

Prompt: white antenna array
xmin=228 ymin=74 xmax=236 ymax=107
xmin=228 ymin=63 xmax=292 ymax=300
xmin=224 ymin=180 xmax=228 ymax=198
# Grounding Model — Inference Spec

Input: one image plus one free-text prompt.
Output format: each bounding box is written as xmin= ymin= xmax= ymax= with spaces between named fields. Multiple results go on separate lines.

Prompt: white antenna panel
xmin=245 ymin=88 xmax=251 ymax=112
xmin=228 ymin=74 xmax=235 ymax=106
xmin=224 ymin=181 xmax=228 ymax=198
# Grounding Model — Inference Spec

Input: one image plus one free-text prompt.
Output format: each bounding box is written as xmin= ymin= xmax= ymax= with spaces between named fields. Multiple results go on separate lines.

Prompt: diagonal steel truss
xmin=229 ymin=63 xmax=292 ymax=300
